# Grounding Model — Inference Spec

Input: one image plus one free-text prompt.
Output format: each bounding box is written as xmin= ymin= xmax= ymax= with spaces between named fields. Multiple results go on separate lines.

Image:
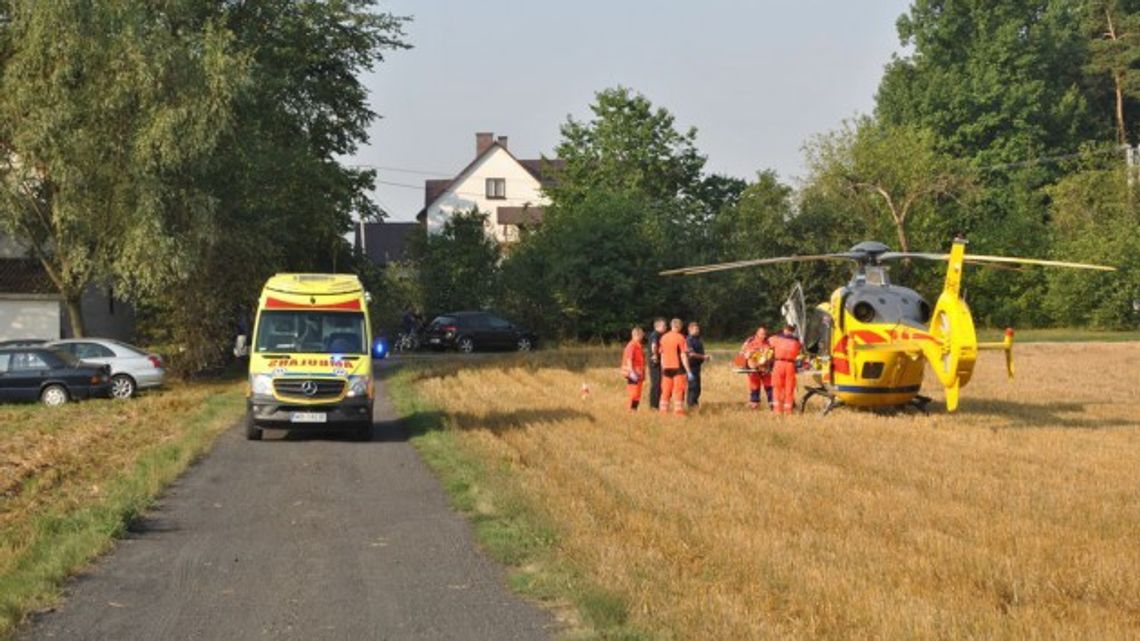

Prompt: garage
xmin=0 ymin=257 xmax=61 ymax=342
xmin=0 ymin=296 xmax=60 ymax=341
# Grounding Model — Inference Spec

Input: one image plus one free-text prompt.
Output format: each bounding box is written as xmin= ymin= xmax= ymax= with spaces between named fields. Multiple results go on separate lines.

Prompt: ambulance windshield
xmin=254 ymin=311 xmax=367 ymax=354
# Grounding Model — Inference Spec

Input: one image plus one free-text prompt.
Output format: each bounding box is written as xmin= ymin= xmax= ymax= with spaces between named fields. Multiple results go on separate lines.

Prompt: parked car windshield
xmin=429 ymin=316 xmax=457 ymax=328
xmin=254 ymin=311 xmax=367 ymax=354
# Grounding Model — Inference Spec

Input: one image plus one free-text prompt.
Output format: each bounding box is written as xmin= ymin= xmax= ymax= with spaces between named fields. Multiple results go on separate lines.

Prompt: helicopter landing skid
xmin=800 ymin=386 xmax=843 ymax=416
xmin=907 ymin=395 xmax=933 ymax=416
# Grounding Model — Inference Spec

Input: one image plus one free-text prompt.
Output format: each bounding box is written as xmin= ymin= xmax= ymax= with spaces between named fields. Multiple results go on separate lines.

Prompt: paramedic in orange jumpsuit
xmin=658 ymin=318 xmax=692 ymax=415
xmin=621 ymin=326 xmax=647 ymax=411
xmin=770 ymin=324 xmax=802 ymax=414
xmin=740 ymin=326 xmax=773 ymax=410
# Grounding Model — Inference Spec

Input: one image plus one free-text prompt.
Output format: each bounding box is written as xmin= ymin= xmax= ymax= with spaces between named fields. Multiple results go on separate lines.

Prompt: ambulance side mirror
xmin=233 ymin=335 xmax=249 ymax=358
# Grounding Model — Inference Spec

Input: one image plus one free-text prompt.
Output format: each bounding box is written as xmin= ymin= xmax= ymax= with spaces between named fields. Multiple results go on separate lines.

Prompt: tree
xmin=412 ymin=210 xmax=501 ymax=316
xmin=549 ymin=87 xmax=707 ymax=207
xmin=803 ymin=119 xmax=975 ymax=259
xmin=1086 ymin=0 xmax=1140 ymax=145
xmin=1044 ymin=162 xmax=1140 ymax=328
xmin=0 ymin=1 xmax=246 ymax=336
xmin=502 ymin=191 xmax=674 ymax=339
xmin=144 ymin=1 xmax=409 ymax=371
xmin=876 ymin=0 xmax=1103 ymax=165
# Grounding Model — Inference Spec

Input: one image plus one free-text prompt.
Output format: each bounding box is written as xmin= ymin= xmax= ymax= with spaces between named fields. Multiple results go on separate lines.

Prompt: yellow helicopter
xmin=661 ymin=239 xmax=1115 ymax=414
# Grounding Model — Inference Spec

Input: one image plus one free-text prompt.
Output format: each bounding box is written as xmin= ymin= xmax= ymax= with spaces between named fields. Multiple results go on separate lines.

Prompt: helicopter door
xmin=781 ymin=283 xmax=806 ymax=339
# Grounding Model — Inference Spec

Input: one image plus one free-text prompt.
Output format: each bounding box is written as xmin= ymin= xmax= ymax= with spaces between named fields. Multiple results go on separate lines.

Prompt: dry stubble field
xmin=408 ymin=342 xmax=1140 ymax=640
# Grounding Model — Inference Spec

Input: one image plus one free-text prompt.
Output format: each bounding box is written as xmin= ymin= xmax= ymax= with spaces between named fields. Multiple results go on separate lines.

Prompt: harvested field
xmin=405 ymin=342 xmax=1140 ymax=640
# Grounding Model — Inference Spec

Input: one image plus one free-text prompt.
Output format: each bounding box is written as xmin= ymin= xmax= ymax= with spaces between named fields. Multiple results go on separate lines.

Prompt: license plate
xmin=430 ymin=338 xmax=441 ymax=344
xmin=290 ymin=412 xmax=327 ymax=424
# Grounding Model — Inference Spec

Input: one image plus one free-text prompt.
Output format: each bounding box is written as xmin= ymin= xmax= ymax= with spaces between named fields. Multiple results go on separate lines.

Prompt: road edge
xmin=1 ymin=386 xmax=245 ymax=640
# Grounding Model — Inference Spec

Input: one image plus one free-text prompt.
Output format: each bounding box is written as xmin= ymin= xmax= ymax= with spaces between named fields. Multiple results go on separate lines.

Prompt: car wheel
xmin=457 ymin=336 xmax=476 ymax=353
xmin=110 ymin=374 xmax=136 ymax=400
xmin=244 ymin=412 xmax=263 ymax=441
xmin=41 ymin=384 xmax=69 ymax=408
xmin=516 ymin=337 xmax=533 ymax=352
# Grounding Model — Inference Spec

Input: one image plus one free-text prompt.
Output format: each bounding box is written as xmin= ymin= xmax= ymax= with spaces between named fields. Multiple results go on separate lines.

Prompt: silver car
xmin=47 ymin=338 xmax=166 ymax=399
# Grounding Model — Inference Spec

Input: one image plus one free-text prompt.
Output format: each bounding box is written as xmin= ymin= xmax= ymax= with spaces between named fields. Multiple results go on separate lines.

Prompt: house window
xmin=485 ymin=178 xmax=506 ymax=199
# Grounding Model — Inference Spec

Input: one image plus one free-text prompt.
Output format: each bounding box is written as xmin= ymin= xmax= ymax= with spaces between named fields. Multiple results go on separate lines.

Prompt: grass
xmin=397 ymin=342 xmax=1140 ymax=640
xmin=0 ymin=383 xmax=245 ymax=638
xmin=388 ymin=368 xmax=652 ymax=640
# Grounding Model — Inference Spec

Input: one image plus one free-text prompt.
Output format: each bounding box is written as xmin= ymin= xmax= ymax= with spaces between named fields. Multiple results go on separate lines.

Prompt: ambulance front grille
xmin=273 ymin=379 xmax=345 ymax=400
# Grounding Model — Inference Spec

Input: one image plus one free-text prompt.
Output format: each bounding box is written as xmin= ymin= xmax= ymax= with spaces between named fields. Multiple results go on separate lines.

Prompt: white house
xmin=416 ymin=132 xmax=563 ymax=243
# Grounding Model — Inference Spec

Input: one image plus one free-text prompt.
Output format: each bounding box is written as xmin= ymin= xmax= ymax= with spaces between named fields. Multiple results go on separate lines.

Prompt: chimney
xmin=496 ymin=135 xmax=508 ymax=150
xmin=476 ymin=132 xmax=494 ymax=156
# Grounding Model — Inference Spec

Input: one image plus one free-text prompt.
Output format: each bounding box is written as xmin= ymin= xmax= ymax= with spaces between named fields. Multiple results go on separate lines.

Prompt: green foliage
xmin=550 ymin=86 xmax=707 ymax=206
xmin=503 ymin=191 xmax=676 ymax=339
xmin=802 ymin=118 xmax=976 ymax=258
xmin=1044 ymin=164 xmax=1140 ymax=328
xmin=0 ymin=0 xmax=248 ymax=335
xmin=877 ymin=0 xmax=1104 ymax=165
xmin=412 ymin=210 xmax=501 ymax=315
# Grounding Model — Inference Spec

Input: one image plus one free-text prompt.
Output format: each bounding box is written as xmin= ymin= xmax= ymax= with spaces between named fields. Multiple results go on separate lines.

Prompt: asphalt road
xmin=18 ymin=368 xmax=554 ymax=641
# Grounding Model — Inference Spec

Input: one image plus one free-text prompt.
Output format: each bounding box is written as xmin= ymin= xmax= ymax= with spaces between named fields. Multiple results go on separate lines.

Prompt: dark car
xmin=0 ymin=347 xmax=112 ymax=407
xmin=423 ymin=311 xmax=537 ymax=353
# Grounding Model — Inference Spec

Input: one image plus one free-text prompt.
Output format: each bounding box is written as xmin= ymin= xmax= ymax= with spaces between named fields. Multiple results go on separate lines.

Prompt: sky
xmin=348 ymin=1 xmax=913 ymax=221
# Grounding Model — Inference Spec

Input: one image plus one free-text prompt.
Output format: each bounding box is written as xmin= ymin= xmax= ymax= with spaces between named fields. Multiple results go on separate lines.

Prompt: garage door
xmin=0 ymin=298 xmax=60 ymax=341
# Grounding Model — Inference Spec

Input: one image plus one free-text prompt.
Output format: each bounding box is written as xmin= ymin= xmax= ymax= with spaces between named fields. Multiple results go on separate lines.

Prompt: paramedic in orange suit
xmin=658 ymin=318 xmax=692 ymax=415
xmin=621 ymin=327 xmax=646 ymax=411
xmin=740 ymin=326 xmax=773 ymax=410
xmin=770 ymin=323 xmax=802 ymax=414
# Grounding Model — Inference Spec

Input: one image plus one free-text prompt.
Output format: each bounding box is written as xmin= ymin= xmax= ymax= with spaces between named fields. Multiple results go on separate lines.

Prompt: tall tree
xmin=146 ymin=1 xmax=409 ymax=371
xmin=877 ymin=0 xmax=1104 ymax=165
xmin=549 ymin=86 xmax=707 ymax=208
xmin=803 ymin=119 xmax=975 ymax=258
xmin=1085 ymin=0 xmax=1140 ymax=145
xmin=0 ymin=1 xmax=246 ymax=336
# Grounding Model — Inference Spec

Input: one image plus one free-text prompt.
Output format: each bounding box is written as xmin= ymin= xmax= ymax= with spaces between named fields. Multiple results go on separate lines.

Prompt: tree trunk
xmin=65 ymin=294 xmax=86 ymax=338
xmin=1114 ymin=72 xmax=1128 ymax=146
xmin=1107 ymin=7 xmax=1129 ymax=146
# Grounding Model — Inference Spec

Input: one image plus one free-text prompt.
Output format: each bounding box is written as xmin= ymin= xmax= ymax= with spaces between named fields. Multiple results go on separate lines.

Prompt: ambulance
xmin=241 ymin=274 xmax=379 ymax=441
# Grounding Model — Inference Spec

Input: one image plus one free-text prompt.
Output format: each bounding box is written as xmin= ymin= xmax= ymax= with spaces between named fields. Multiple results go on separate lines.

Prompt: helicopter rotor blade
xmin=879 ymin=252 xmax=1025 ymax=272
xmin=659 ymin=253 xmax=858 ymax=277
xmin=963 ymin=254 xmax=1116 ymax=271
xmin=880 ymin=252 xmax=1115 ymax=271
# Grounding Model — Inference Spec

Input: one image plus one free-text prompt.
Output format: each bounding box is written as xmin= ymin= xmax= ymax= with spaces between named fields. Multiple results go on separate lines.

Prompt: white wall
xmin=0 ymin=234 xmax=26 ymax=259
xmin=425 ymin=146 xmax=548 ymax=243
xmin=0 ymin=297 xmax=60 ymax=341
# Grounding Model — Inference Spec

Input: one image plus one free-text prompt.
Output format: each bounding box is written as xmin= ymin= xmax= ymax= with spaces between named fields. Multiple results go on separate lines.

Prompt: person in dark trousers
xmin=647 ymin=318 xmax=667 ymax=410
xmin=685 ymin=321 xmax=712 ymax=407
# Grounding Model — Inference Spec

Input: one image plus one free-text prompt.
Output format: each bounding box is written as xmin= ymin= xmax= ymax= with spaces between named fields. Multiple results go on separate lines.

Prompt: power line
xmin=350 ymin=164 xmax=452 ymax=176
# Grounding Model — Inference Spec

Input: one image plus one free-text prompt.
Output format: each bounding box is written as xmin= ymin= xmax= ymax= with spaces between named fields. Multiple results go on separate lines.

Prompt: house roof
xmin=0 ymin=258 xmax=56 ymax=296
xmin=415 ymin=142 xmax=563 ymax=222
xmin=356 ymin=222 xmax=421 ymax=265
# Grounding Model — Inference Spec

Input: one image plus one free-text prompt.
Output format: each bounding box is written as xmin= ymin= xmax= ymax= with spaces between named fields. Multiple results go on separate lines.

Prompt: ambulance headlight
xmin=346 ymin=375 xmax=369 ymax=398
xmin=250 ymin=374 xmax=274 ymax=396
